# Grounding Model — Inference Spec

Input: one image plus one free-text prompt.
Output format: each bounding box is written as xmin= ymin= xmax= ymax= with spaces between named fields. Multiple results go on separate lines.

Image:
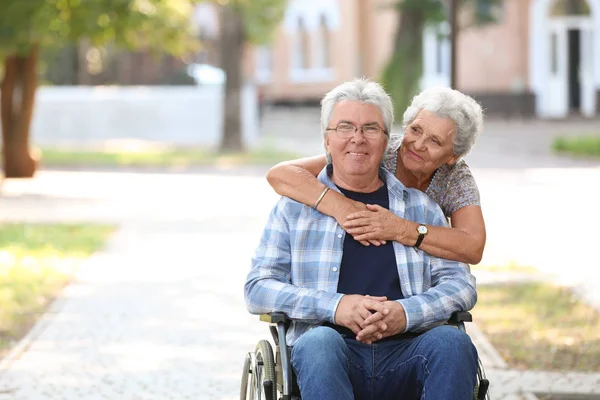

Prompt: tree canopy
xmin=200 ymin=0 xmax=286 ymax=44
xmin=0 ymin=0 xmax=201 ymax=178
xmin=0 ymin=0 xmax=198 ymax=58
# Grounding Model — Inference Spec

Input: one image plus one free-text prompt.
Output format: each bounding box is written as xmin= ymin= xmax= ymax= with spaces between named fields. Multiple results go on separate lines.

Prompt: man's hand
xmin=355 ymin=301 xmax=407 ymax=344
xmin=334 ymin=295 xmax=389 ymax=335
xmin=333 ymin=200 xmax=386 ymax=247
xmin=344 ymin=204 xmax=412 ymax=244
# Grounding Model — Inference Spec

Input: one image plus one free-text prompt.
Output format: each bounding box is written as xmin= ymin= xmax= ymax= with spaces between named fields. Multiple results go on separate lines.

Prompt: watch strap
xmin=415 ymin=232 xmax=425 ymax=248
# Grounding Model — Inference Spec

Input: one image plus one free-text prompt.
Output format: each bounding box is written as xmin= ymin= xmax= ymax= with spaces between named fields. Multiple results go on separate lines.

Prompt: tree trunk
xmin=218 ymin=5 xmax=245 ymax=152
xmin=77 ymin=40 xmax=94 ymax=85
xmin=1 ymin=44 xmax=39 ymax=178
xmin=381 ymin=8 xmax=426 ymax=121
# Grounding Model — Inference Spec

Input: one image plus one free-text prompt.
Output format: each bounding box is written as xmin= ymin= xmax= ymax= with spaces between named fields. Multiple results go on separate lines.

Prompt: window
xmin=314 ymin=15 xmax=331 ymax=69
xmin=550 ymin=32 xmax=558 ymax=75
xmin=436 ymin=37 xmax=444 ymax=75
xmin=421 ymin=23 xmax=450 ymax=89
xmin=284 ymin=0 xmax=338 ymax=83
xmin=300 ymin=18 xmax=311 ymax=69
xmin=292 ymin=17 xmax=311 ymax=70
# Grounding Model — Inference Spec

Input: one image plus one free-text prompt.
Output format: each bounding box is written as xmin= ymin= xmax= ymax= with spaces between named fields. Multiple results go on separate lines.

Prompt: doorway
xmin=567 ymin=28 xmax=581 ymax=112
xmin=530 ymin=0 xmax=599 ymax=118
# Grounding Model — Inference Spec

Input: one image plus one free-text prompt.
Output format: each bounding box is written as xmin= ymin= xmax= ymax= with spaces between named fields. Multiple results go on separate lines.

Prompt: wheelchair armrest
xmin=259 ymin=313 xmax=294 ymax=397
xmin=448 ymin=311 xmax=473 ymax=324
xmin=260 ymin=312 xmax=289 ymax=324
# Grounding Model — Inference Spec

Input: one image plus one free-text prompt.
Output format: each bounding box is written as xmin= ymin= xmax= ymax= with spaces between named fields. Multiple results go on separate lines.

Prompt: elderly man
xmin=244 ymin=78 xmax=478 ymax=400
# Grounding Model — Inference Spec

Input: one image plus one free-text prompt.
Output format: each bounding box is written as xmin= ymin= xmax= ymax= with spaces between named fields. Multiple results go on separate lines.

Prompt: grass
xmin=0 ymin=223 xmax=115 ymax=357
xmin=552 ymin=135 xmax=600 ymax=157
xmin=472 ymin=281 xmax=600 ymax=372
xmin=34 ymin=146 xmax=300 ymax=169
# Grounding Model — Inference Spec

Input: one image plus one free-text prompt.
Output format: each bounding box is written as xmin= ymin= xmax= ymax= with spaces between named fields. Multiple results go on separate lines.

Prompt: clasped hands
xmin=333 ymin=294 xmax=407 ymax=344
xmin=334 ymin=200 xmax=409 ymax=247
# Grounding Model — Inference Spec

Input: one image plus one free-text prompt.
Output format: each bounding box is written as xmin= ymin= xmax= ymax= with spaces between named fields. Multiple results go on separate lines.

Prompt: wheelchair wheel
xmin=252 ymin=340 xmax=277 ymax=400
xmin=240 ymin=352 xmax=253 ymax=400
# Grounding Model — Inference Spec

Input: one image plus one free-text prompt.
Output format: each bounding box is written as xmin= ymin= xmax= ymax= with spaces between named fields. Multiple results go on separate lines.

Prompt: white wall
xmin=31 ymin=85 xmax=259 ymax=149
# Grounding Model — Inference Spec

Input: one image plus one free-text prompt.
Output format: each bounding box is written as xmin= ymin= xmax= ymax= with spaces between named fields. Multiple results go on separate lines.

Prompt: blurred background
xmin=1 ymin=1 xmax=600 ymax=399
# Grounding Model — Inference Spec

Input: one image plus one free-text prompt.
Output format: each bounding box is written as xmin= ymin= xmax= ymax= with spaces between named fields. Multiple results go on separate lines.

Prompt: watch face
xmin=418 ymin=225 xmax=428 ymax=235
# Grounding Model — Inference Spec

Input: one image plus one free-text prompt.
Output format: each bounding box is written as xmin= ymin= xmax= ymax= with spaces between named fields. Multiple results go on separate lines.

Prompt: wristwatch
xmin=415 ymin=224 xmax=428 ymax=248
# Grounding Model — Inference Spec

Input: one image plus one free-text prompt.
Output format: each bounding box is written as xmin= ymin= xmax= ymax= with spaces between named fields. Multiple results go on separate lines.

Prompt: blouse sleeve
xmin=442 ymin=160 xmax=481 ymax=216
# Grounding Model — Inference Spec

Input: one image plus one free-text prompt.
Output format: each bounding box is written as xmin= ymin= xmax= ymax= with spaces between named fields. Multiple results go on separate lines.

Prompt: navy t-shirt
xmin=327 ymin=182 xmax=403 ymax=339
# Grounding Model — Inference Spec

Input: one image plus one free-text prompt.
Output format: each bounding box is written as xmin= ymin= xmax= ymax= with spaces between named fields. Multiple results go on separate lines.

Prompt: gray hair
xmin=320 ymin=78 xmax=394 ymax=141
xmin=402 ymin=87 xmax=483 ymax=157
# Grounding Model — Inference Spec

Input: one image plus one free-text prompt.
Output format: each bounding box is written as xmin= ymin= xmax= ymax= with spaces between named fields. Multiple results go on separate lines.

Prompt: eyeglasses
xmin=326 ymin=123 xmax=386 ymax=139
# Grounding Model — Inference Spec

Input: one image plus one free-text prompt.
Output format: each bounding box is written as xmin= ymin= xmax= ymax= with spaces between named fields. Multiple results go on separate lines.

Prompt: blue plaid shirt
xmin=245 ymin=166 xmax=477 ymax=345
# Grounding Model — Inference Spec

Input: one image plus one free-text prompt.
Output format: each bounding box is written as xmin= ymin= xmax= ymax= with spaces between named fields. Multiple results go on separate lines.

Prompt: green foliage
xmin=200 ymin=0 xmax=286 ymax=45
xmin=393 ymin=0 xmax=504 ymax=28
xmin=381 ymin=46 xmax=423 ymax=121
xmin=552 ymin=135 xmax=600 ymax=157
xmin=380 ymin=4 xmax=427 ymax=120
xmin=467 ymin=0 xmax=505 ymax=26
xmin=0 ymin=223 xmax=114 ymax=256
xmin=394 ymin=0 xmax=446 ymax=25
xmin=0 ymin=0 xmax=199 ymax=57
xmin=236 ymin=0 xmax=287 ymax=44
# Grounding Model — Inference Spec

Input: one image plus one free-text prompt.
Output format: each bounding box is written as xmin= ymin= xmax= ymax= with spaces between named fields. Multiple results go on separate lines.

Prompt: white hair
xmin=320 ymin=78 xmax=394 ymax=141
xmin=402 ymin=87 xmax=484 ymax=157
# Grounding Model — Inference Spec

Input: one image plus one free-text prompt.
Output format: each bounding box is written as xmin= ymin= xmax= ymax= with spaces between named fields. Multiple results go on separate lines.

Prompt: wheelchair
xmin=240 ymin=312 xmax=490 ymax=400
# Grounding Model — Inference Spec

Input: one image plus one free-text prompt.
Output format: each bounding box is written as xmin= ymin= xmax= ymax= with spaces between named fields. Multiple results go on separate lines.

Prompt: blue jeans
xmin=291 ymin=325 xmax=478 ymax=400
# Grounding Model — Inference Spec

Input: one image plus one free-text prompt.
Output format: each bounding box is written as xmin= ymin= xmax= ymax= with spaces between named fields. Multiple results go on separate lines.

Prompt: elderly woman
xmin=266 ymin=87 xmax=485 ymax=264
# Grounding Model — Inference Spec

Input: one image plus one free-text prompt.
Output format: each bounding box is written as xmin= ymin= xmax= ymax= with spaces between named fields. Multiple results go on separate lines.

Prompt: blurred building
xmin=247 ymin=0 xmax=396 ymax=107
xmin=197 ymin=0 xmax=600 ymax=119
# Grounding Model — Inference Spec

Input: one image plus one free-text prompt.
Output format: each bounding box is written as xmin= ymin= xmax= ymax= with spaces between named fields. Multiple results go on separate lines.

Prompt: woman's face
xmin=399 ymin=109 xmax=459 ymax=177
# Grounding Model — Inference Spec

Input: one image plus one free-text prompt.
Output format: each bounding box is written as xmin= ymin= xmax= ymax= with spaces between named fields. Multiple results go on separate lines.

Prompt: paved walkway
xmin=0 ymin=171 xmax=274 ymax=400
xmin=0 ymin=110 xmax=599 ymax=399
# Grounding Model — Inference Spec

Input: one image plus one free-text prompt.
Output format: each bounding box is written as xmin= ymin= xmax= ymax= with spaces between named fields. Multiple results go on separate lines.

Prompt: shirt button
xmin=332 ymin=267 xmax=338 ymax=272
xmin=337 ymin=234 xmax=342 ymax=238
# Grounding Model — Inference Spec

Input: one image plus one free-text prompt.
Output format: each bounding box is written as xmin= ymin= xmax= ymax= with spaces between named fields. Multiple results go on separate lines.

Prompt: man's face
xmin=325 ymin=100 xmax=388 ymax=180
